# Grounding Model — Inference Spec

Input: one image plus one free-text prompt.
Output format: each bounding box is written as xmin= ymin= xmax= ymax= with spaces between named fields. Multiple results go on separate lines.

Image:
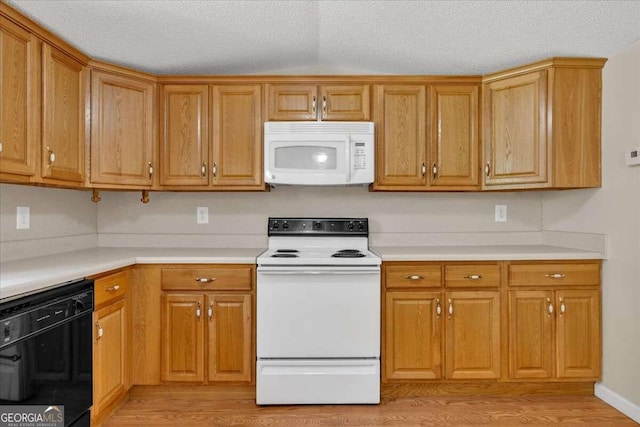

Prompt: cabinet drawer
xmin=385 ymin=264 xmax=441 ymax=289
xmin=94 ymin=270 xmax=128 ymax=307
xmin=509 ymin=262 xmax=600 ymax=286
xmin=445 ymin=264 xmax=501 ymax=288
xmin=161 ymin=265 xmax=254 ymax=291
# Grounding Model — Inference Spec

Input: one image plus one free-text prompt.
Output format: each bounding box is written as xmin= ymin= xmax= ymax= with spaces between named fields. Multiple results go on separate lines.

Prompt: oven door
xmin=264 ymin=135 xmax=351 ymax=185
xmin=257 ymin=266 xmax=380 ymax=358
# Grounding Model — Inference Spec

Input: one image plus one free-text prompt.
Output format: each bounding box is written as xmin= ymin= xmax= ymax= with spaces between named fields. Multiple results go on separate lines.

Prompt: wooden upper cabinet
xmin=211 ymin=85 xmax=262 ymax=187
xmin=429 ymin=85 xmax=479 ymax=189
xmin=41 ymin=43 xmax=85 ymax=184
xmin=484 ymin=70 xmax=547 ymax=187
xmin=160 ymin=84 xmax=209 ymax=186
xmin=266 ymin=84 xmax=370 ymax=121
xmin=373 ymin=84 xmax=427 ymax=188
xmin=91 ymin=70 xmax=155 ymax=187
xmin=445 ymin=291 xmax=500 ymax=379
xmin=483 ymin=59 xmax=605 ymax=190
xmin=0 ymin=17 xmax=37 ymax=180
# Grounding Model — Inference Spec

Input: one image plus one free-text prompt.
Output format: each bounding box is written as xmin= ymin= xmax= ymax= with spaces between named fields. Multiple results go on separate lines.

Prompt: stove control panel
xmin=268 ymin=218 xmax=368 ymax=236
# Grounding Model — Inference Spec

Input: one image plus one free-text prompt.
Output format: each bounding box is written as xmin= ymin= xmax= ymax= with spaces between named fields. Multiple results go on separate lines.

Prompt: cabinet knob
xmin=432 ymin=163 xmax=438 ymax=180
xmin=47 ymin=147 xmax=56 ymax=167
xmin=201 ymin=162 xmax=207 ymax=178
xmin=484 ymin=161 xmax=490 ymax=177
xmin=421 ymin=163 xmax=426 ymax=177
xmin=436 ymin=299 xmax=442 ymax=317
xmin=559 ymin=297 xmax=566 ymax=315
xmin=96 ymin=322 xmax=103 ymax=340
xmin=195 ymin=277 xmax=215 ymax=283
xmin=212 ymin=162 xmax=217 ymax=178
xmin=544 ymin=273 xmax=565 ymax=279
xmin=196 ymin=302 xmax=201 ymax=318
xmin=448 ymin=299 xmax=453 ymax=316
xmin=148 ymin=162 xmax=154 ymax=179
xmin=547 ymin=297 xmax=554 ymax=316
xmin=464 ymin=274 xmax=482 ymax=280
xmin=405 ymin=275 xmax=424 ymax=280
xmin=312 ymin=96 xmax=317 ymax=114
xmin=105 ymin=285 xmax=120 ymax=292
xmin=322 ymin=96 xmax=327 ymax=113
xmin=208 ymin=302 xmax=213 ymax=321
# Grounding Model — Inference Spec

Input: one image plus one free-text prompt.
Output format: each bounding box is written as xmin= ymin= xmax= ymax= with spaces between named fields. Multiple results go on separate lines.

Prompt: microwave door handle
xmin=345 ymin=135 xmax=351 ymax=182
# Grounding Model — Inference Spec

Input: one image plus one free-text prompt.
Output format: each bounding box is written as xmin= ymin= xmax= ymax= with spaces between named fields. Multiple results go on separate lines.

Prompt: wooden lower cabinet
xmin=91 ymin=269 xmax=130 ymax=423
xmin=385 ymin=291 xmax=442 ymax=380
xmin=445 ymin=291 xmax=501 ymax=379
xmin=94 ymin=299 xmax=127 ymax=414
xmin=161 ymin=292 xmax=252 ymax=383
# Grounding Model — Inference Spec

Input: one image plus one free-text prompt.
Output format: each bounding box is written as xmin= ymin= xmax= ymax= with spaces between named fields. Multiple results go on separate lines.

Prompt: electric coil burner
xmin=256 ymin=218 xmax=381 ymax=405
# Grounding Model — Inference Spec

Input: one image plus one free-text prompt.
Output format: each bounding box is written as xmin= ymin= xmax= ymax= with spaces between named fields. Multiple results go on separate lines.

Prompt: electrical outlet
xmin=17 ymin=206 xmax=30 ymax=229
xmin=625 ymin=147 xmax=640 ymax=166
xmin=197 ymin=207 xmax=209 ymax=224
xmin=495 ymin=205 xmax=507 ymax=222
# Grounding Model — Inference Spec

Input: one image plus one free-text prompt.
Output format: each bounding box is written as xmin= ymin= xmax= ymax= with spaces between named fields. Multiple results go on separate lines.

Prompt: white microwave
xmin=264 ymin=122 xmax=374 ymax=186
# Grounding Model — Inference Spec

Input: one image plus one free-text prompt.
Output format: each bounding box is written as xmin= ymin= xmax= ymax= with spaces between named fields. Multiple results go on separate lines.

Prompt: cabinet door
xmin=0 ymin=18 xmax=37 ymax=178
xmin=41 ymin=44 xmax=85 ymax=183
xmin=508 ymin=290 xmax=553 ymax=379
xmin=385 ymin=291 xmax=442 ymax=380
xmin=161 ymin=294 xmax=205 ymax=382
xmin=484 ymin=71 xmax=548 ymax=187
xmin=320 ymin=85 xmax=370 ymax=121
xmin=159 ymin=84 xmax=209 ymax=186
xmin=211 ymin=85 xmax=262 ymax=187
xmin=556 ymin=290 xmax=601 ymax=379
xmin=94 ymin=299 xmax=127 ymax=415
xmin=374 ymin=85 xmax=427 ymax=188
xmin=91 ymin=70 xmax=154 ymax=186
xmin=206 ymin=294 xmax=252 ymax=382
xmin=266 ymin=84 xmax=317 ymax=121
xmin=429 ymin=85 xmax=479 ymax=188
xmin=445 ymin=291 xmax=500 ymax=379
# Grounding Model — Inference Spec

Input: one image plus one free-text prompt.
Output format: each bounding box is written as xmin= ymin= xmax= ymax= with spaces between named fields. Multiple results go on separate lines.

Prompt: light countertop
xmin=370 ymin=245 xmax=604 ymax=261
xmin=1 ymin=244 xmax=603 ymax=301
xmin=0 ymin=247 xmax=265 ymax=301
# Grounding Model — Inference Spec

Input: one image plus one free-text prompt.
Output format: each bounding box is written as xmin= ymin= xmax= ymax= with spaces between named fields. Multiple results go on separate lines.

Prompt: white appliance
xmin=263 ymin=122 xmax=375 ymax=186
xmin=256 ymin=218 xmax=381 ymax=405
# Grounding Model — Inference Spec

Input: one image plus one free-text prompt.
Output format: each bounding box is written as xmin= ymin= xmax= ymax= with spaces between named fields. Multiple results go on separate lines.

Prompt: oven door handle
xmin=258 ymin=267 xmax=380 ymax=275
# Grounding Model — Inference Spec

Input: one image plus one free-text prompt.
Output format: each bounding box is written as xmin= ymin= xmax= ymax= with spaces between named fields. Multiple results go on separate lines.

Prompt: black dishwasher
xmin=0 ymin=279 xmax=93 ymax=427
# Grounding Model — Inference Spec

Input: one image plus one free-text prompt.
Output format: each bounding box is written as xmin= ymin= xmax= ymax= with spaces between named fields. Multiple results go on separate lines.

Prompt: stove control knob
xmin=358 ymin=222 xmax=365 ymax=230
xmin=272 ymin=221 xmax=280 ymax=230
xmin=347 ymin=222 xmax=355 ymax=230
xmin=313 ymin=222 xmax=322 ymax=230
xmin=282 ymin=221 xmax=289 ymax=229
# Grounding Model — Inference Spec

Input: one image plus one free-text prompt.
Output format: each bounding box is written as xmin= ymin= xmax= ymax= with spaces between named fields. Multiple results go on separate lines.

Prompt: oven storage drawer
xmin=256 ymin=359 xmax=380 ymax=404
xmin=161 ymin=265 xmax=254 ymax=291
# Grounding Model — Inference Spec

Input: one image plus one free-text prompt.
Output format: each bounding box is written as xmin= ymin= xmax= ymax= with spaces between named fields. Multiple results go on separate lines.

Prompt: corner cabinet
xmin=265 ymin=84 xmax=370 ymax=121
xmin=373 ymin=83 xmax=480 ymax=191
xmin=41 ymin=43 xmax=86 ymax=185
xmin=0 ymin=17 xmax=38 ymax=181
xmin=160 ymin=265 xmax=254 ymax=383
xmin=483 ymin=58 xmax=606 ymax=190
xmin=159 ymin=84 xmax=263 ymax=190
xmin=90 ymin=69 xmax=156 ymax=188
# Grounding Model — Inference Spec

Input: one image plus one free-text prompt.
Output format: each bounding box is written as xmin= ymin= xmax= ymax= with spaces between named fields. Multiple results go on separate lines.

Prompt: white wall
xmin=97 ymin=187 xmax=543 ymax=247
xmin=543 ymin=40 xmax=640 ymax=408
xmin=0 ymin=184 xmax=98 ymax=262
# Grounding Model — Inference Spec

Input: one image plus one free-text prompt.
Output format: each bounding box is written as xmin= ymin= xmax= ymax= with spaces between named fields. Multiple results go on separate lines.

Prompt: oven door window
xmin=0 ymin=313 xmax=92 ymax=426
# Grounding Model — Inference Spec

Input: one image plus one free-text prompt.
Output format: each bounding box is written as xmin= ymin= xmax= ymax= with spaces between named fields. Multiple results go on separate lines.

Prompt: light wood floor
xmin=103 ymin=386 xmax=637 ymax=426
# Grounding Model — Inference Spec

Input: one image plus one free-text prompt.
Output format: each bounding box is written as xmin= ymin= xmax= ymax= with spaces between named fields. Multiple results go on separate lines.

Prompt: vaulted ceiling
xmin=6 ymin=0 xmax=640 ymax=75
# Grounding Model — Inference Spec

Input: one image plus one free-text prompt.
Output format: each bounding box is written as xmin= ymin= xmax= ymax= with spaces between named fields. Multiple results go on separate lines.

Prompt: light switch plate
xmin=495 ymin=205 xmax=507 ymax=222
xmin=197 ymin=207 xmax=209 ymax=224
xmin=17 ymin=206 xmax=30 ymax=229
xmin=625 ymin=147 xmax=640 ymax=166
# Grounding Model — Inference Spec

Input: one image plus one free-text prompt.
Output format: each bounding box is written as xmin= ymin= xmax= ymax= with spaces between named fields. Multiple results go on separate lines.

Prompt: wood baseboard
xmin=91 ymin=392 xmax=130 ymax=427
xmin=381 ymin=382 xmax=594 ymax=398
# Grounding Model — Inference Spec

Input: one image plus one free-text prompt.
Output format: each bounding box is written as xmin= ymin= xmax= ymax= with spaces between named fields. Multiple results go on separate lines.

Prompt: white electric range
xmin=256 ymin=218 xmax=381 ymax=405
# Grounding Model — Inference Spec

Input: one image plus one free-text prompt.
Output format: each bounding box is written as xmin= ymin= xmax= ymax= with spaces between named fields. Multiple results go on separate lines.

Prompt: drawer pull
xmin=105 ymin=285 xmax=120 ymax=292
xmin=196 ymin=302 xmax=201 ymax=318
xmin=544 ymin=273 xmax=565 ymax=279
xmin=96 ymin=322 xmax=103 ymax=340
xmin=547 ymin=298 xmax=554 ymax=316
xmin=195 ymin=277 xmax=216 ymax=283
xmin=559 ymin=297 xmax=566 ymax=315
xmin=464 ymin=274 xmax=482 ymax=280
xmin=405 ymin=275 xmax=424 ymax=280
xmin=436 ymin=299 xmax=442 ymax=317
xmin=448 ymin=299 xmax=453 ymax=316
xmin=208 ymin=302 xmax=213 ymax=321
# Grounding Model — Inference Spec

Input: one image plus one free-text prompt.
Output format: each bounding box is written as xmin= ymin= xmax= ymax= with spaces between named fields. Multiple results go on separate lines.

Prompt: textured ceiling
xmin=6 ymin=0 xmax=640 ymax=75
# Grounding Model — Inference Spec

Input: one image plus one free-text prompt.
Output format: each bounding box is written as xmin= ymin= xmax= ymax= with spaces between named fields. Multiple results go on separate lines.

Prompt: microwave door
xmin=266 ymin=135 xmax=348 ymax=185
